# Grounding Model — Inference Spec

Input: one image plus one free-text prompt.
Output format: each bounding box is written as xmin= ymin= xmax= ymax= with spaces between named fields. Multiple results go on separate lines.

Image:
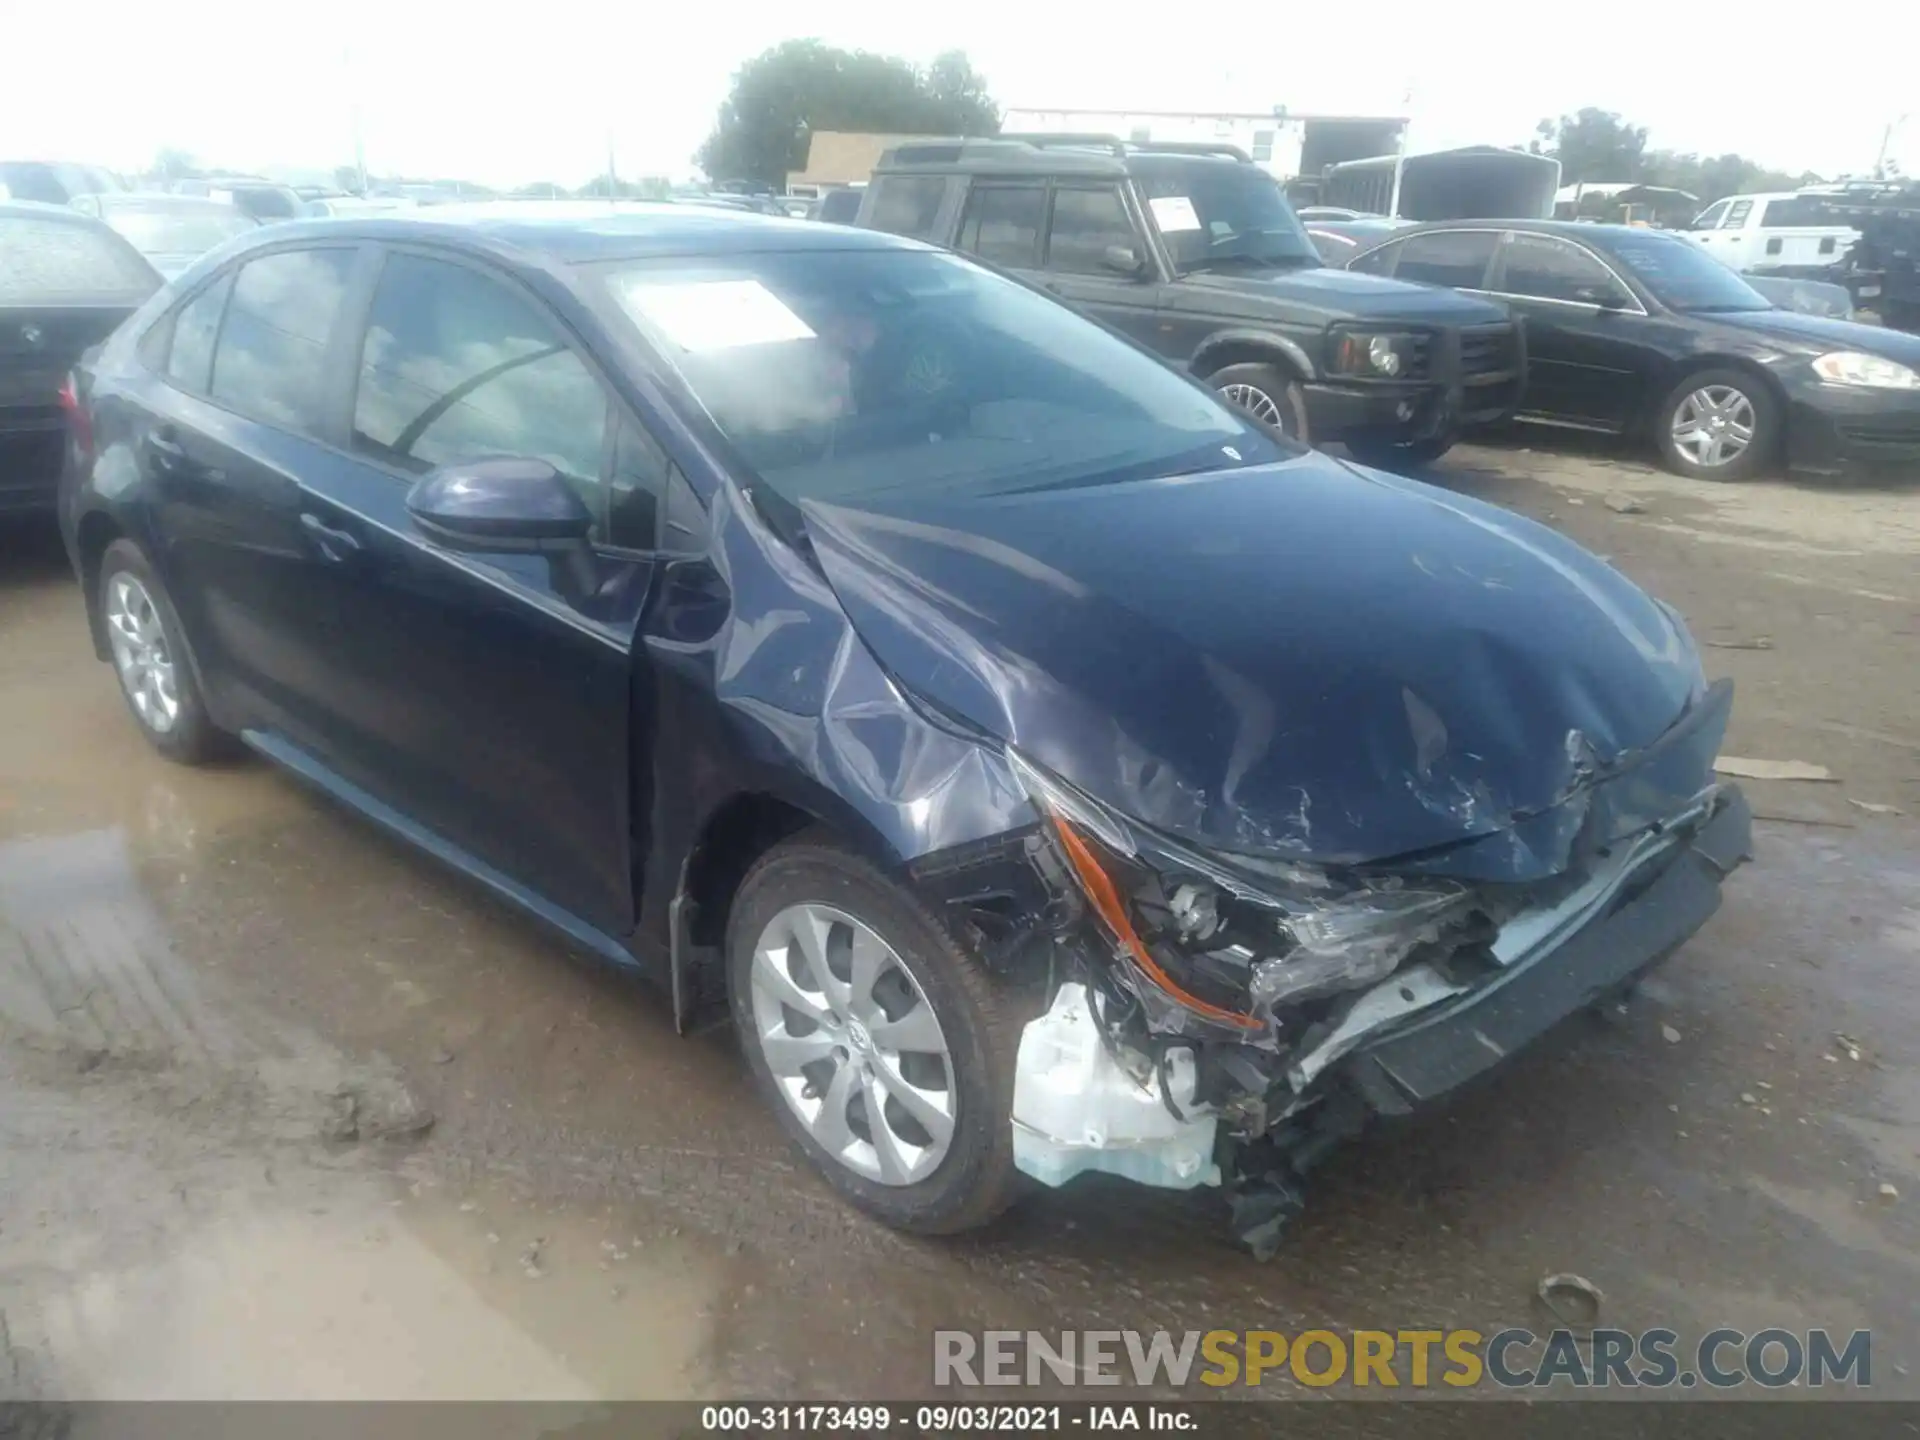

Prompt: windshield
xmin=1605 ymin=230 xmax=1771 ymax=312
xmin=598 ymin=248 xmax=1285 ymax=511
xmin=104 ymin=204 xmax=255 ymax=255
xmin=1129 ymin=158 xmax=1321 ymax=273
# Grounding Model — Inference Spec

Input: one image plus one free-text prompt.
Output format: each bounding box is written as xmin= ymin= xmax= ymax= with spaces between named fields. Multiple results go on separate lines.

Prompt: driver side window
xmin=352 ymin=251 xmax=609 ymax=526
xmin=1044 ymin=186 xmax=1138 ymax=275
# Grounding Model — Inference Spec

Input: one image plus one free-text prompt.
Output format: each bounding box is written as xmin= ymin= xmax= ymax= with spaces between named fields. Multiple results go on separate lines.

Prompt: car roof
xmin=0 ymin=198 xmax=107 ymax=223
xmin=251 ymin=201 xmax=928 ymax=262
xmin=1378 ymin=218 xmax=1693 ymax=247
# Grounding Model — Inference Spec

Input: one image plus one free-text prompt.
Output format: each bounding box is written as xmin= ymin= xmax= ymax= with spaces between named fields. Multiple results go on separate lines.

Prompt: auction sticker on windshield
xmin=1149 ymin=196 xmax=1202 ymax=232
xmin=618 ymin=278 xmax=816 ymax=352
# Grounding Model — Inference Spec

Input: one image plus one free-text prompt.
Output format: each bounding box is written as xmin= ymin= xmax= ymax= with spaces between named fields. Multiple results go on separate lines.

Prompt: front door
xmin=1034 ymin=183 xmax=1167 ymax=350
xmin=291 ymin=248 xmax=662 ymax=935
xmin=1489 ymin=233 xmax=1650 ymax=430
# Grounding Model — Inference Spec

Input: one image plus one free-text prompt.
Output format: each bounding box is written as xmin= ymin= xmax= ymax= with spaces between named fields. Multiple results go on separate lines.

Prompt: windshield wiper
xmin=1183 ymin=252 xmax=1315 ymax=275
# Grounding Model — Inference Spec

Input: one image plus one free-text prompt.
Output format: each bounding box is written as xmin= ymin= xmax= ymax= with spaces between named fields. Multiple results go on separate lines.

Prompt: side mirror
xmin=407 ymin=456 xmax=602 ymax=598
xmin=1576 ymin=284 xmax=1627 ymax=310
xmin=406 ymin=456 xmax=592 ymax=552
xmin=1101 ymin=243 xmax=1146 ymax=277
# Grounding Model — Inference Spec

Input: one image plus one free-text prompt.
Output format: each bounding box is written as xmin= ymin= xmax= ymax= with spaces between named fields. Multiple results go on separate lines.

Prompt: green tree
xmin=1639 ymin=151 xmax=1823 ymax=205
xmin=1531 ymin=108 xmax=1648 ymax=185
xmin=153 ymin=147 xmax=200 ymax=182
xmin=699 ymin=40 xmax=1000 ymax=188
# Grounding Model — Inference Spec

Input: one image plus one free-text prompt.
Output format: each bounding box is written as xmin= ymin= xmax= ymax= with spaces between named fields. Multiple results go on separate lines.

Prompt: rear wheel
xmin=726 ymin=833 xmax=1027 ymax=1234
xmin=1654 ymin=368 xmax=1780 ymax=481
xmin=98 ymin=539 xmax=230 ymax=763
xmin=1207 ymin=362 xmax=1311 ymax=443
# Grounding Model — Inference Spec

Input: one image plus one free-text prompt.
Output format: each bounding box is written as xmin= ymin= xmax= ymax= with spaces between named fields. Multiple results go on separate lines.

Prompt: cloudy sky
xmin=6 ymin=0 xmax=1913 ymax=187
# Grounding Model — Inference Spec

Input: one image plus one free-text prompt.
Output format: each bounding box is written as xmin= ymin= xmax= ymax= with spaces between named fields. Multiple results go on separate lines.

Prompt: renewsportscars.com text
xmin=933 ymin=1327 xmax=1872 ymax=1390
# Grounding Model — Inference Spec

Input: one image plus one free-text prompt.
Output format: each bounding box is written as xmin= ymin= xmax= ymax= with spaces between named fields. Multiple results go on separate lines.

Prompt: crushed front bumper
xmin=1336 ymin=785 xmax=1751 ymax=1114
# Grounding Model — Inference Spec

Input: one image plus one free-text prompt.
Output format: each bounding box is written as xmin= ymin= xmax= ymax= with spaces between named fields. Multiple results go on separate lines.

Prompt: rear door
xmin=0 ymin=211 xmax=158 ymax=507
xmin=1036 ymin=182 xmax=1167 ymax=349
xmin=1487 ymin=232 xmax=1648 ymax=429
xmin=285 ymin=245 xmax=658 ymax=933
xmin=132 ymin=244 xmax=368 ymax=743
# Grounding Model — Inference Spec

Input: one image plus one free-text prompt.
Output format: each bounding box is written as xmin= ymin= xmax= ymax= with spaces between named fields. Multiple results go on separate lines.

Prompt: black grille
xmin=1402 ymin=334 xmax=1433 ymax=380
xmin=1460 ymin=323 xmax=1519 ymax=378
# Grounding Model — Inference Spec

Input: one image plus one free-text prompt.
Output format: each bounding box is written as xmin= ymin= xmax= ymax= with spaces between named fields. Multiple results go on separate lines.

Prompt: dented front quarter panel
xmin=799 ymin=456 xmax=1713 ymax=882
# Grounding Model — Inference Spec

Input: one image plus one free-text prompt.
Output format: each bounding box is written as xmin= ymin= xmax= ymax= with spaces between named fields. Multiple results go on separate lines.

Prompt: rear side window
xmin=865 ymin=176 xmax=946 ymax=238
xmin=1758 ymin=196 xmax=1822 ymax=228
xmin=0 ymin=216 xmax=157 ymax=301
xmin=351 ymin=252 xmax=608 ymax=514
xmin=1392 ymin=231 xmax=1498 ymax=288
xmin=1045 ymin=186 xmax=1137 ymax=274
xmin=209 ymin=247 xmax=356 ymax=435
xmin=166 ymin=272 xmax=235 ymax=393
xmin=956 ymin=186 xmax=1045 ymax=268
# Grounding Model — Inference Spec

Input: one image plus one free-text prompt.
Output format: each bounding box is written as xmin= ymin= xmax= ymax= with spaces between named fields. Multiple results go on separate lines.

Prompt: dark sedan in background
xmin=1345 ymin=220 xmax=1920 ymax=480
xmin=1 ymin=201 xmax=160 ymax=514
xmin=69 ymin=193 xmax=258 ymax=279
xmin=57 ymin=204 xmax=1748 ymax=1253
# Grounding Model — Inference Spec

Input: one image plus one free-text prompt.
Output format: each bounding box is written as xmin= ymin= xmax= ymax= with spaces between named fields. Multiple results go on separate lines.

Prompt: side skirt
xmin=240 ymin=728 xmax=655 ymax=983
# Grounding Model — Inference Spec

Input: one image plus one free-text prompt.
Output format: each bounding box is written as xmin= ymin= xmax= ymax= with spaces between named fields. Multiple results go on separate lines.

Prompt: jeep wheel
xmin=1208 ymin=363 xmax=1310 ymax=443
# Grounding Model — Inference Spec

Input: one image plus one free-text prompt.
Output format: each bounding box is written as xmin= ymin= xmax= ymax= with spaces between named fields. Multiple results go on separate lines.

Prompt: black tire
xmin=726 ymin=831 xmax=1028 ymax=1234
xmin=97 ymin=539 xmax=232 ymax=763
xmin=1206 ymin=362 xmax=1311 ymax=443
xmin=1652 ymin=367 xmax=1781 ymax=482
xmin=1343 ymin=432 xmax=1455 ymax=470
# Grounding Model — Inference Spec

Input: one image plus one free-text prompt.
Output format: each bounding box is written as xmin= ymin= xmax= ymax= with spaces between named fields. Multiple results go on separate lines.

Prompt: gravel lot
xmin=1 ymin=436 xmax=1916 ymax=1403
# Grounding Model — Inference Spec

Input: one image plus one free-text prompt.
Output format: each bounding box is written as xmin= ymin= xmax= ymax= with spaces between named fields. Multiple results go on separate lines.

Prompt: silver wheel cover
xmin=1671 ymin=384 xmax=1756 ymax=468
xmin=106 ymin=573 xmax=181 ymax=734
xmin=748 ymin=903 xmax=957 ymax=1186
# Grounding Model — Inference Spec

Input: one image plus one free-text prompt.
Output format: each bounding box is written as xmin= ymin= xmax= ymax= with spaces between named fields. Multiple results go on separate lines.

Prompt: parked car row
xmin=1340 ymin=220 xmax=1920 ymax=480
xmin=53 ymin=201 xmax=1752 ymax=1254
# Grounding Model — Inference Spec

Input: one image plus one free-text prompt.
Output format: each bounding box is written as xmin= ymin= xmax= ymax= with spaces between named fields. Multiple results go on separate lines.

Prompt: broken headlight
xmin=1011 ymin=749 xmax=1478 ymax=1044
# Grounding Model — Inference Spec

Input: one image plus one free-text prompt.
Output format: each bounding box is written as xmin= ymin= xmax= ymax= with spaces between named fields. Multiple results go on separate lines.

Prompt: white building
xmin=999 ymin=107 xmax=1408 ymax=183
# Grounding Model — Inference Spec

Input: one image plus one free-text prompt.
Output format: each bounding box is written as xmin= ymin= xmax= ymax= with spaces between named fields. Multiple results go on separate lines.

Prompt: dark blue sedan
xmin=60 ymin=204 xmax=1750 ymax=1252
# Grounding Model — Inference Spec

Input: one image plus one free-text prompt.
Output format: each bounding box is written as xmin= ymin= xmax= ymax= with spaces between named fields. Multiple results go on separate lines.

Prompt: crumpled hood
xmin=801 ymin=455 xmax=1709 ymax=876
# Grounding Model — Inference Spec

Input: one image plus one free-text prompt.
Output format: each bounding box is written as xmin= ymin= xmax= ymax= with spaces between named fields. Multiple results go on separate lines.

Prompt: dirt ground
xmin=1 ymin=436 xmax=1917 ymax=1405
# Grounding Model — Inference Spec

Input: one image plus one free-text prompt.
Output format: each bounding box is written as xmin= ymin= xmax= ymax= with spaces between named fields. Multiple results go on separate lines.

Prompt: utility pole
xmin=1387 ymin=85 xmax=1414 ymax=218
xmin=1875 ymin=114 xmax=1909 ymax=179
xmin=606 ymin=132 xmax=619 ymax=198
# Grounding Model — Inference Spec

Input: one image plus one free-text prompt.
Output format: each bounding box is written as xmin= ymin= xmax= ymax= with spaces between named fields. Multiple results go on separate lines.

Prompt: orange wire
xmin=1052 ymin=818 xmax=1263 ymax=1031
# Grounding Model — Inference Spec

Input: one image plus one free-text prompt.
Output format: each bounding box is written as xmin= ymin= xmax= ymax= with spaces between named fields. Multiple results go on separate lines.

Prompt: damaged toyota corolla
xmin=65 ymin=209 xmax=1751 ymax=1255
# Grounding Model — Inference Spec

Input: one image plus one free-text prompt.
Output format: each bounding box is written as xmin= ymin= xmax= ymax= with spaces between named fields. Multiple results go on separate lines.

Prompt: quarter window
xmin=1392 ymin=231 xmax=1498 ymax=288
xmin=1497 ymin=235 xmax=1622 ymax=304
xmin=865 ymin=176 xmax=946 ymax=239
xmin=956 ymin=186 xmax=1045 ymax=268
xmin=1721 ymin=199 xmax=1753 ymax=229
xmin=351 ymin=252 xmax=608 ymax=517
xmin=1045 ymin=186 xmax=1137 ymax=274
xmin=209 ymin=248 xmax=356 ymax=436
xmin=166 ymin=272 xmax=235 ymax=393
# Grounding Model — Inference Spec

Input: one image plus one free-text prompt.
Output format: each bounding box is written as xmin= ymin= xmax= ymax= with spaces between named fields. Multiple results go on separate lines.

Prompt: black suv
xmin=857 ymin=136 xmax=1524 ymax=464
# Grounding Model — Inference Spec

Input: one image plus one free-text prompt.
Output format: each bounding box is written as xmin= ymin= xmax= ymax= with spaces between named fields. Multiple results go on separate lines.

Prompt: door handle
xmin=144 ymin=428 xmax=186 ymax=470
xmin=300 ymin=512 xmax=363 ymax=563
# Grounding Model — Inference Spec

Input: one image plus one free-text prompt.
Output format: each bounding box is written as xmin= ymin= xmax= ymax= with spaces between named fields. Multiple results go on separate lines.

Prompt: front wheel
xmin=1654 ymin=368 xmax=1780 ymax=481
xmin=1207 ymin=363 xmax=1311 ymax=443
xmin=1344 ymin=432 xmax=1455 ymax=470
xmin=726 ymin=833 xmax=1028 ymax=1234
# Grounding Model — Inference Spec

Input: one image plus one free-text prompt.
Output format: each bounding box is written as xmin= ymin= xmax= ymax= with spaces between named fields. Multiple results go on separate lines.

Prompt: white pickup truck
xmin=1683 ymin=192 xmax=1857 ymax=277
